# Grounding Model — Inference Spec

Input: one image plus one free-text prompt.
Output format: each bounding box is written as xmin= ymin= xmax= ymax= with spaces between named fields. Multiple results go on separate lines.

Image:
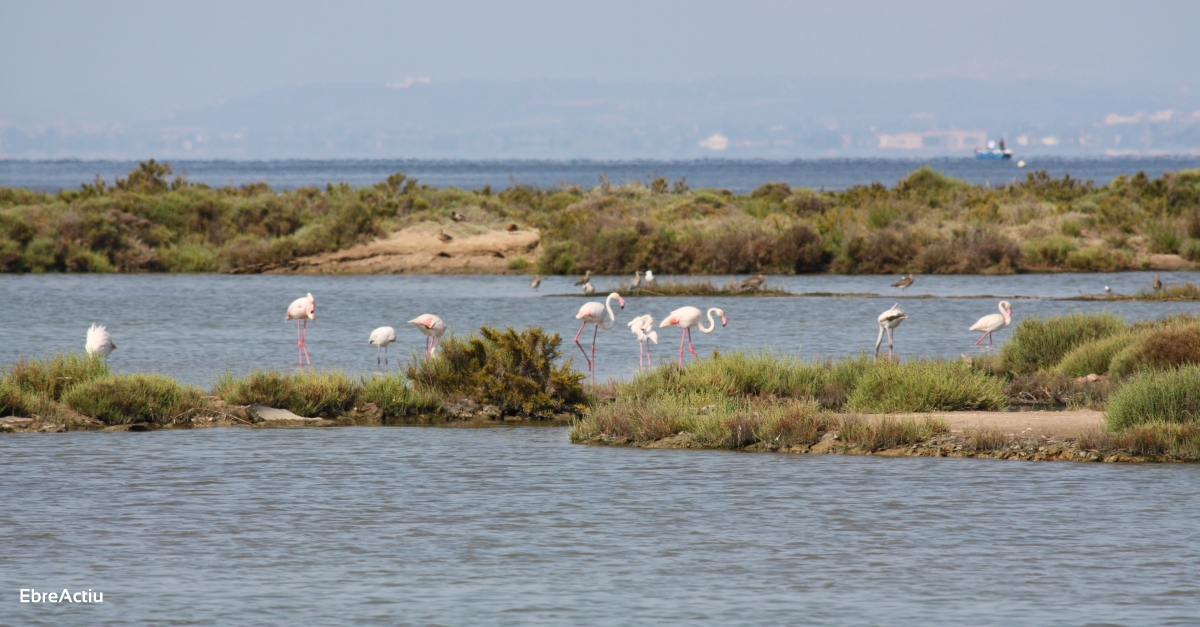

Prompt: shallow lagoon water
xmin=1 ymin=272 xmax=1199 ymax=385
xmin=2 ymin=427 xmax=1199 ymax=626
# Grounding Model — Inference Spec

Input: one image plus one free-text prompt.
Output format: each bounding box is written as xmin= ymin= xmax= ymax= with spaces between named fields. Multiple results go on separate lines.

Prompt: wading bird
xmin=741 ymin=274 xmax=765 ymax=290
xmin=574 ymin=270 xmax=592 ymax=286
xmin=369 ymin=326 xmax=396 ymax=366
xmin=285 ymin=293 xmax=315 ymax=365
xmin=574 ymin=292 xmax=625 ymax=378
xmin=875 ymin=304 xmax=907 ymax=358
xmin=660 ymin=306 xmax=727 ymax=367
xmin=970 ymin=301 xmax=1012 ymax=346
xmin=409 ymin=314 xmax=446 ymax=357
xmin=530 ymin=275 xmax=541 ymax=291
xmin=1153 ymin=274 xmax=1164 ymax=292
xmin=631 ymin=271 xmax=642 ymax=291
xmin=85 ymin=324 xmax=116 ymax=359
xmin=626 ymin=314 xmax=658 ymax=367
xmin=583 ymin=281 xmax=595 ymax=295
xmin=437 ymin=229 xmax=453 ymax=243
xmin=892 ymin=274 xmax=915 ymax=291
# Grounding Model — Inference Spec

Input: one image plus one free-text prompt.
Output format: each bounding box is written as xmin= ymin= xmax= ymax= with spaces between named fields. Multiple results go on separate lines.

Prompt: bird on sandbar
xmin=1104 ymin=285 xmax=1111 ymax=294
xmin=285 ymin=293 xmax=316 ymax=365
xmin=530 ymin=275 xmax=542 ymax=290
xmin=574 ymin=270 xmax=592 ymax=286
xmin=505 ymin=223 xmax=519 ymax=232
xmin=451 ymin=212 xmax=466 ymax=222
xmin=875 ymin=304 xmax=906 ymax=358
xmin=741 ymin=274 xmax=765 ymax=290
xmin=892 ymin=274 xmax=915 ymax=291
xmin=368 ymin=326 xmax=396 ymax=366
xmin=86 ymin=323 xmax=116 ymax=360
xmin=409 ymin=314 xmax=446 ymax=357
xmin=969 ymin=301 xmax=1012 ymax=346
xmin=437 ymin=229 xmax=453 ymax=243
xmin=1153 ymin=273 xmax=1164 ymax=292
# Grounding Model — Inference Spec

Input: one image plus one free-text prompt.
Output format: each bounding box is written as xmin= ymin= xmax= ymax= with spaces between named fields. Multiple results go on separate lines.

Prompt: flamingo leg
xmin=590 ymin=324 xmax=598 ymax=379
xmin=888 ymin=327 xmax=895 ymax=358
xmin=574 ymin=322 xmax=592 ymax=372
xmin=989 ymin=332 xmax=994 ymax=345
xmin=974 ymin=332 xmax=989 ymax=346
xmin=431 ymin=336 xmax=438 ymax=357
xmin=687 ymin=328 xmax=698 ymax=361
xmin=678 ymin=330 xmax=686 ymax=367
xmin=303 ymin=320 xmax=311 ymax=365
xmin=638 ymin=339 xmax=644 ymax=367
xmin=296 ymin=320 xmax=303 ymax=364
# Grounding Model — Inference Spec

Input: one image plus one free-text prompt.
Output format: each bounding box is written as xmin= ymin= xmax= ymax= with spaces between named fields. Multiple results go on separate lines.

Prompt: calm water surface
xmin=2 ymin=427 xmax=1198 ymax=626
xmin=2 ymin=272 xmax=1199 ymax=385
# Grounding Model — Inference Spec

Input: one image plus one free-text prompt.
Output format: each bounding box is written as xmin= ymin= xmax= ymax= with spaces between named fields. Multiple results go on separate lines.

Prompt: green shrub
xmin=360 ymin=375 xmax=441 ymax=418
xmin=1000 ymin=312 xmax=1126 ymax=374
xmin=1060 ymin=219 xmax=1083 ymax=237
xmin=845 ymin=360 xmax=1005 ymax=412
xmin=1109 ymin=326 xmax=1200 ymax=379
xmin=837 ymin=415 xmax=949 ymax=450
xmin=1078 ymin=421 xmax=1200 ymax=460
xmin=1147 ymin=222 xmax=1182 ymax=254
xmin=1020 ymin=236 xmax=1077 ymax=268
xmin=160 ymin=241 xmax=219 ymax=272
xmin=1065 ymin=246 xmax=1134 ymax=271
xmin=62 ymin=374 xmax=206 ymax=425
xmin=1054 ymin=330 xmax=1144 ymax=376
xmin=0 ymin=380 xmax=47 ymax=417
xmin=3 ymin=352 xmax=111 ymax=400
xmin=1180 ymin=238 xmax=1200 ymax=262
xmin=1105 ymin=365 xmax=1200 ymax=429
xmin=213 ymin=369 xmax=360 ymax=417
xmin=407 ymin=326 xmax=585 ymax=417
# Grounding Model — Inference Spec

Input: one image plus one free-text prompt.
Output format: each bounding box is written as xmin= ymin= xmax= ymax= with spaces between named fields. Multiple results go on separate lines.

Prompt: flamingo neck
xmin=698 ymin=308 xmax=717 ymax=333
xmin=601 ymin=294 xmax=618 ymax=330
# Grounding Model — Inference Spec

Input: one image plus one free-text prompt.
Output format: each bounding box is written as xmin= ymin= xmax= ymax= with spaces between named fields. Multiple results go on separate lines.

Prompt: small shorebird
xmin=437 ymin=229 xmax=453 ymax=243
xmin=583 ymin=281 xmax=595 ymax=295
xmin=892 ymin=274 xmax=915 ymax=291
xmin=875 ymin=304 xmax=906 ymax=358
xmin=409 ymin=314 xmax=446 ymax=357
xmin=368 ymin=326 xmax=396 ymax=366
xmin=643 ymin=270 xmax=657 ymax=289
xmin=741 ymin=274 xmax=765 ymax=290
xmin=627 ymin=314 xmax=658 ymax=367
xmin=631 ymin=271 xmax=642 ymax=291
xmin=574 ymin=270 xmax=592 ymax=286
xmin=530 ymin=275 xmax=541 ymax=290
xmin=1104 ymin=285 xmax=1111 ymax=293
xmin=505 ymin=223 xmax=518 ymax=231
xmin=1153 ymin=274 xmax=1163 ymax=292
xmin=574 ymin=292 xmax=626 ymax=378
xmin=285 ymin=293 xmax=316 ymax=365
xmin=86 ymin=324 xmax=116 ymax=359
xmin=451 ymin=212 xmax=466 ymax=222
xmin=970 ymin=301 xmax=1012 ymax=346
xmin=660 ymin=306 xmax=727 ymax=368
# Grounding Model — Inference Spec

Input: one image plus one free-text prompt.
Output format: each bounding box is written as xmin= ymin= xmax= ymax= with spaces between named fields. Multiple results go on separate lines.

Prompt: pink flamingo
xmin=626 ymin=314 xmax=658 ymax=367
xmin=659 ymin=306 xmax=727 ymax=367
xmin=409 ymin=314 xmax=446 ymax=356
xmin=574 ymin=292 xmax=625 ymax=377
xmin=285 ymin=293 xmax=315 ymax=364
xmin=970 ymin=300 xmax=1012 ymax=345
xmin=875 ymin=304 xmax=906 ymax=358
xmin=86 ymin=323 xmax=116 ymax=359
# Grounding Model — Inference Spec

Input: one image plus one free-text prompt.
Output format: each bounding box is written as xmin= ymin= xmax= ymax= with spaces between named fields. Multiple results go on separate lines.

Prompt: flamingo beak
xmin=721 ymin=316 xmax=728 ymax=326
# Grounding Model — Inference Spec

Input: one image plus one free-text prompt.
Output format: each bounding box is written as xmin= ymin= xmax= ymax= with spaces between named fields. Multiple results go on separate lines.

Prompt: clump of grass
xmin=1000 ymin=311 xmax=1126 ymax=374
xmin=837 ymin=415 xmax=949 ymax=451
xmin=1054 ymin=330 xmax=1145 ymax=376
xmin=1105 ymin=365 xmax=1200 ymax=430
xmin=62 ymin=374 xmax=206 ymax=425
xmin=966 ymin=429 xmax=1010 ymax=452
xmin=619 ymin=278 xmax=792 ymax=297
xmin=407 ymin=326 xmax=585 ymax=417
xmin=3 ymin=352 xmax=111 ymax=400
xmin=0 ymin=379 xmax=50 ymax=418
xmin=1109 ymin=325 xmax=1200 ymax=379
xmin=360 ymin=374 xmax=441 ymax=419
xmin=1078 ymin=422 xmax=1200 ymax=460
xmin=213 ymin=369 xmax=359 ymax=418
xmin=845 ymin=360 xmax=1005 ymax=412
xmin=1005 ymin=373 xmax=1113 ymax=409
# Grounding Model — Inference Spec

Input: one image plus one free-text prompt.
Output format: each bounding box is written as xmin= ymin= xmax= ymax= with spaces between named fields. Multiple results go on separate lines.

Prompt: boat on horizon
xmin=975 ymin=139 xmax=1014 ymax=160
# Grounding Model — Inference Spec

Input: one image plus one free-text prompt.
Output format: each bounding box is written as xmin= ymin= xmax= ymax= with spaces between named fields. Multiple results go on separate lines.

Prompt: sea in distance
xmin=3 ymin=155 xmax=1200 ymax=194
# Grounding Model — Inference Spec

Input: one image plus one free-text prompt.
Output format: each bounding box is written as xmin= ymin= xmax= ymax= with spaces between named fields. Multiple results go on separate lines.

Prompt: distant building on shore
xmin=877 ymin=130 xmax=989 ymax=151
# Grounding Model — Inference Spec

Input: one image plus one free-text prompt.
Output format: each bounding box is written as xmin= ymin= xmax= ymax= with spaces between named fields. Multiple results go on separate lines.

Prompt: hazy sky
xmin=2 ymin=0 xmax=1198 ymax=122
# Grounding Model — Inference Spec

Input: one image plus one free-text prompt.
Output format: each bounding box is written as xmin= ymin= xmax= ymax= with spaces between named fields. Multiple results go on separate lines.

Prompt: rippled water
xmin=2 ymin=272 xmax=1199 ymax=385
xmin=2 ymin=427 xmax=1198 ymax=626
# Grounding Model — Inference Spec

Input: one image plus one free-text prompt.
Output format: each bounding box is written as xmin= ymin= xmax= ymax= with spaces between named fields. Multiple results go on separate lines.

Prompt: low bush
xmin=1179 ymin=239 xmax=1200 ymax=262
xmin=1078 ymin=422 xmax=1200 ymax=460
xmin=837 ymin=415 xmax=949 ymax=451
xmin=1000 ymin=312 xmax=1126 ymax=374
xmin=360 ymin=374 xmax=441 ymax=419
xmin=62 ymin=374 xmax=206 ymax=425
xmin=1054 ymin=330 xmax=1144 ymax=376
xmin=845 ymin=360 xmax=1005 ymax=413
xmin=1109 ymin=325 xmax=1200 ymax=378
xmin=3 ymin=352 xmax=111 ymax=400
xmin=1105 ymin=365 xmax=1200 ymax=430
xmin=1005 ymin=373 xmax=1114 ymax=409
xmin=213 ymin=369 xmax=359 ymax=417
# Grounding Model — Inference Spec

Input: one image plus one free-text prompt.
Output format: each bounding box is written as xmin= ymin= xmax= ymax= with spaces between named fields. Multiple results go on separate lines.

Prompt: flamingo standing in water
xmin=626 ymin=314 xmax=658 ymax=367
xmin=86 ymin=324 xmax=116 ymax=359
xmin=285 ymin=293 xmax=315 ymax=364
xmin=574 ymin=292 xmax=625 ymax=378
xmin=369 ymin=326 xmax=396 ymax=366
xmin=970 ymin=301 xmax=1012 ymax=346
xmin=409 ymin=314 xmax=446 ymax=357
xmin=659 ymin=306 xmax=727 ymax=367
xmin=875 ymin=304 xmax=906 ymax=358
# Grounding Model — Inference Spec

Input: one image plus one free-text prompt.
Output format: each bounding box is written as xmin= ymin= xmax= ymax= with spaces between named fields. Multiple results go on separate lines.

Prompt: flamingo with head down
xmin=285 ymin=293 xmax=315 ymax=364
xmin=369 ymin=326 xmax=396 ymax=366
xmin=970 ymin=301 xmax=1012 ymax=345
xmin=86 ymin=324 xmax=116 ymax=360
xmin=574 ymin=292 xmax=625 ymax=378
xmin=409 ymin=314 xmax=446 ymax=356
xmin=626 ymin=314 xmax=658 ymax=367
xmin=875 ymin=304 xmax=906 ymax=358
xmin=659 ymin=306 xmax=727 ymax=367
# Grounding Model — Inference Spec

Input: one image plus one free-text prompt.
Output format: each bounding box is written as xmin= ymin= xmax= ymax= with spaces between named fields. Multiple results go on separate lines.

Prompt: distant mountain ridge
xmin=2 ymin=77 xmax=1199 ymax=159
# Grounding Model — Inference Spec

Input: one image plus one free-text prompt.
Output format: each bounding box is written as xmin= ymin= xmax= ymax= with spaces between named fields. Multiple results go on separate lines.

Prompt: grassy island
xmin=1 ymin=160 xmax=1199 ymax=275
xmin=5 ymin=313 xmax=1200 ymax=463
